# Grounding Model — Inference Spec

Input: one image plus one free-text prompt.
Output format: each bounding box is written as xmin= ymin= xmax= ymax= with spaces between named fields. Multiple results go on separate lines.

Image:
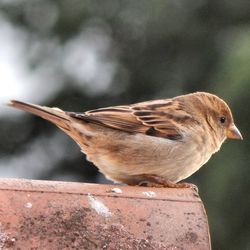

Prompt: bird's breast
xmin=74 ymin=124 xmax=216 ymax=184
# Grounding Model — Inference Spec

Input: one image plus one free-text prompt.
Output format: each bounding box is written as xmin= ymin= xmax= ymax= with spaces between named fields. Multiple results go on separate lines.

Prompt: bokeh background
xmin=0 ymin=1 xmax=249 ymax=249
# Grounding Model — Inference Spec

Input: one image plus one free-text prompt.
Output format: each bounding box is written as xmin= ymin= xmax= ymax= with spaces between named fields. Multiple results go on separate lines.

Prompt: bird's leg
xmin=138 ymin=175 xmax=198 ymax=192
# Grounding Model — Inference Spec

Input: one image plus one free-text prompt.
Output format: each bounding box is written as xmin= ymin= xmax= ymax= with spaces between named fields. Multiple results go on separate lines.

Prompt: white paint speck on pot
xmin=24 ymin=202 xmax=33 ymax=209
xmin=87 ymin=194 xmax=112 ymax=218
xmin=111 ymin=188 xmax=122 ymax=194
xmin=142 ymin=191 xmax=156 ymax=198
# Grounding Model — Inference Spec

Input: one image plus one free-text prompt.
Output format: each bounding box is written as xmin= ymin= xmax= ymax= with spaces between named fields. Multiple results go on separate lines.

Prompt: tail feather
xmin=8 ymin=100 xmax=71 ymax=130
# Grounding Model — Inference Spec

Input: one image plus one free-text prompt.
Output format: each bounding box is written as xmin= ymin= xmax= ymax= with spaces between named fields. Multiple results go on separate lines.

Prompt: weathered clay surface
xmin=0 ymin=178 xmax=211 ymax=249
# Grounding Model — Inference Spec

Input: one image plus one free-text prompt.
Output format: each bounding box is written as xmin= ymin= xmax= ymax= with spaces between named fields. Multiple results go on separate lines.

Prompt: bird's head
xmin=198 ymin=92 xmax=242 ymax=141
xmin=185 ymin=92 xmax=243 ymax=145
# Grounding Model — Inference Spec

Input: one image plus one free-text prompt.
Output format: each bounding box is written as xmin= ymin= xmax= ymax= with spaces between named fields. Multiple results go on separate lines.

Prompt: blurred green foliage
xmin=0 ymin=1 xmax=250 ymax=249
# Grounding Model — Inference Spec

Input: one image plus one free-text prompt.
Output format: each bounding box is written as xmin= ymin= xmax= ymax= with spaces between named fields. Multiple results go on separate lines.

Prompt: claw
xmin=137 ymin=175 xmax=199 ymax=193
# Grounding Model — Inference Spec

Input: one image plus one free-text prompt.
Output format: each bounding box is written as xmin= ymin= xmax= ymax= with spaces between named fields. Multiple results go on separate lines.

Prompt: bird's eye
xmin=220 ymin=116 xmax=226 ymax=124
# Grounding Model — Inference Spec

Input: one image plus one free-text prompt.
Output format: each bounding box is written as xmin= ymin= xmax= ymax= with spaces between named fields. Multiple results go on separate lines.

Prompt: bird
xmin=8 ymin=92 xmax=242 ymax=189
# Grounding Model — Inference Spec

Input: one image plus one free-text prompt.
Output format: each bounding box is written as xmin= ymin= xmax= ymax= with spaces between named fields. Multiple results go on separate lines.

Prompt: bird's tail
xmin=8 ymin=100 xmax=71 ymax=131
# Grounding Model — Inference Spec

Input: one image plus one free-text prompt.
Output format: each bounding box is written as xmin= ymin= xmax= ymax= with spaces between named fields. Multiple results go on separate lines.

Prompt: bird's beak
xmin=226 ymin=124 xmax=243 ymax=140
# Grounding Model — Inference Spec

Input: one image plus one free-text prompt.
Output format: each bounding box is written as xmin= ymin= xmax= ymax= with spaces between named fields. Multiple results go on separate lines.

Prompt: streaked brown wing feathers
xmin=68 ymin=106 xmax=148 ymax=134
xmin=68 ymin=100 xmax=194 ymax=140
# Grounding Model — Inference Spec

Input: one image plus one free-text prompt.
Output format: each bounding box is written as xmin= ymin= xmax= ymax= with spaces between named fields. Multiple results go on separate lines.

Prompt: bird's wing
xmin=68 ymin=99 xmax=196 ymax=140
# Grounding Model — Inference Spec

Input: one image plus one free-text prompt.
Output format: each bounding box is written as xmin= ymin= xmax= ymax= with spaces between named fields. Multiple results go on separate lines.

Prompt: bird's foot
xmin=138 ymin=175 xmax=198 ymax=192
xmin=172 ymin=182 xmax=199 ymax=193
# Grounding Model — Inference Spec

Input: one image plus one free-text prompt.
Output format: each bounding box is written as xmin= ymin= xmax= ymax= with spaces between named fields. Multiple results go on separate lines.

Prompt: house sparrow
xmin=9 ymin=92 xmax=242 ymax=189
